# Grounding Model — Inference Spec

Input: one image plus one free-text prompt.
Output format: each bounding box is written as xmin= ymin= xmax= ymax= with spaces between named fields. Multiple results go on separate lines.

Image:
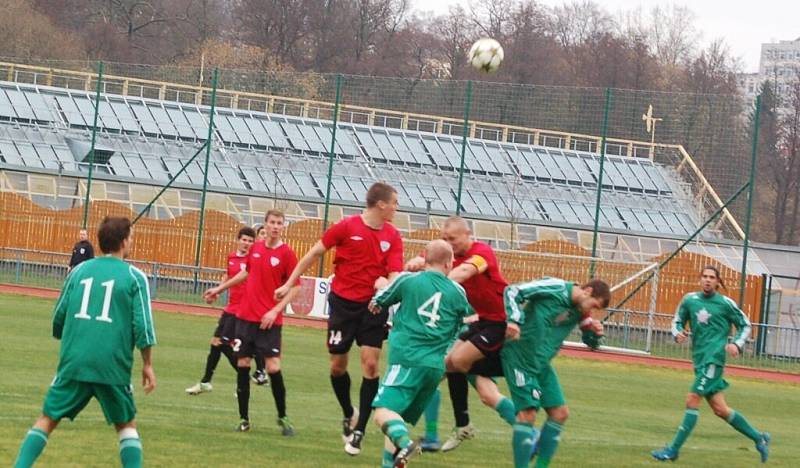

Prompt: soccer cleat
xmin=420 ymin=436 xmax=441 ymax=452
xmin=277 ymin=416 xmax=295 ymax=436
xmin=235 ymin=420 xmax=251 ymax=432
xmin=185 ymin=382 xmax=213 ymax=395
xmin=651 ymin=446 xmax=678 ymax=461
xmin=344 ymin=430 xmax=364 ymax=456
xmin=441 ymin=424 xmax=476 ymax=452
xmin=393 ymin=440 xmax=422 ymax=468
xmin=755 ymin=432 xmax=770 ymax=463
xmin=341 ymin=407 xmax=359 ymax=443
xmin=252 ymin=370 xmax=270 ymax=386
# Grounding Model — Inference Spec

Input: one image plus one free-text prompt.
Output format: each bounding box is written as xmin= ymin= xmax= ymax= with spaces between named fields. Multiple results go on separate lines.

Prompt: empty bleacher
xmin=0 ymin=80 xmax=698 ymax=237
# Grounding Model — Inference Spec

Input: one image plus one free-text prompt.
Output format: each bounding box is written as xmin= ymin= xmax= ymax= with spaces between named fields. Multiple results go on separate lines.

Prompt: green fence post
xmin=455 ymin=80 xmax=473 ymax=215
xmin=14 ymin=250 xmax=22 ymax=284
xmin=193 ymin=68 xmax=219 ymax=290
xmin=590 ymin=88 xmax=612 ymax=278
xmin=319 ymin=74 xmax=343 ymax=277
xmin=739 ymin=94 xmax=761 ymax=308
xmin=81 ymin=61 xmax=104 ymax=229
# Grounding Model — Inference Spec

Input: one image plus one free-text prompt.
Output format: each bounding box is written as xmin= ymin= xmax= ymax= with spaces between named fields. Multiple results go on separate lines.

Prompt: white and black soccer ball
xmin=468 ymin=38 xmax=504 ymax=73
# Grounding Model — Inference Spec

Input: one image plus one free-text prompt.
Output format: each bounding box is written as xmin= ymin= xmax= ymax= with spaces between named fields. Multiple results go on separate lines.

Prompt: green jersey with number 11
xmin=374 ymin=271 xmax=473 ymax=370
xmin=52 ymin=256 xmax=157 ymax=385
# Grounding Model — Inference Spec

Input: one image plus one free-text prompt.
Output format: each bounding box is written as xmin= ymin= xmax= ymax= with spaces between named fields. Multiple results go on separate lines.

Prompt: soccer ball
xmin=468 ymin=38 xmax=504 ymax=73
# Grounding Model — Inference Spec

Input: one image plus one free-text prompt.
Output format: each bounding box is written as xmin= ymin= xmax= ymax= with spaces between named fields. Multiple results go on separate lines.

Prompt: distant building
xmin=739 ymin=37 xmax=800 ymax=108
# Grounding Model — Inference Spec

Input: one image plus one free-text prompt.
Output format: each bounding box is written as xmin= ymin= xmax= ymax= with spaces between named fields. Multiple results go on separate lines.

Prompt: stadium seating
xmin=0 ymin=80 xmax=699 ymax=237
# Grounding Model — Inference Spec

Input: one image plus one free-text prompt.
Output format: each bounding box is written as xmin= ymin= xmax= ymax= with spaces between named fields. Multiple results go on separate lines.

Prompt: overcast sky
xmin=413 ymin=0 xmax=800 ymax=73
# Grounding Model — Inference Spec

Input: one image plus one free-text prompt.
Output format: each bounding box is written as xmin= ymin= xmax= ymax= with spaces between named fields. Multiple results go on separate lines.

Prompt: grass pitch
xmin=0 ymin=293 xmax=798 ymax=467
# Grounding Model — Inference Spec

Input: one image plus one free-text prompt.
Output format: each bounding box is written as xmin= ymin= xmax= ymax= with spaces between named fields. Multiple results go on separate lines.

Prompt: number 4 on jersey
xmin=417 ymin=292 xmax=442 ymax=327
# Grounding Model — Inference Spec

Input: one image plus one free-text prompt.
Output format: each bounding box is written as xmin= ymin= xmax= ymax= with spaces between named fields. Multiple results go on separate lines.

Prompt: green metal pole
xmin=589 ymin=88 xmax=612 ymax=278
xmin=455 ymin=80 xmax=473 ymax=215
xmin=81 ymin=61 xmax=104 ymax=229
xmin=610 ymin=181 xmax=749 ymax=315
xmin=319 ymin=74 xmax=343 ymax=277
xmin=738 ymin=94 xmax=761 ymax=308
xmin=131 ymin=144 xmax=207 ymax=225
xmin=193 ymin=68 xmax=219 ymax=272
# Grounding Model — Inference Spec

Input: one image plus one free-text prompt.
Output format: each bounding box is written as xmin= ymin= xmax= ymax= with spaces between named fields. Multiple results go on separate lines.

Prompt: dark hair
xmin=701 ymin=265 xmax=726 ymax=290
xmin=97 ymin=216 xmax=131 ymax=254
xmin=366 ymin=182 xmax=397 ymax=208
xmin=265 ymin=209 xmax=285 ymax=221
xmin=581 ymin=279 xmax=611 ymax=308
xmin=238 ymin=227 xmax=256 ymax=239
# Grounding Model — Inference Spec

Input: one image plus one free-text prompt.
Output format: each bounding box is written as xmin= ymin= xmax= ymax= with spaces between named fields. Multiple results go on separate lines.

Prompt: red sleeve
xmin=284 ymin=248 xmax=301 ymax=286
xmin=321 ymin=218 xmax=348 ymax=249
xmin=385 ymin=230 xmax=404 ymax=273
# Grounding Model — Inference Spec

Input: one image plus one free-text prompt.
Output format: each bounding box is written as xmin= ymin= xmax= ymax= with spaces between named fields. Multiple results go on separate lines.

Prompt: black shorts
xmin=213 ymin=312 xmax=237 ymax=343
xmin=459 ymin=319 xmax=507 ymax=358
xmin=327 ymin=291 xmax=388 ymax=354
xmin=233 ymin=318 xmax=282 ymax=358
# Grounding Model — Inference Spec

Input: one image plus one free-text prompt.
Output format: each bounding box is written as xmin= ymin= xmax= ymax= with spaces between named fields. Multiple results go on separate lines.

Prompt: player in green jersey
xmin=501 ymin=277 xmax=609 ymax=468
xmin=651 ymin=266 xmax=770 ymax=463
xmin=371 ymin=240 xmax=473 ymax=468
xmin=14 ymin=217 xmax=156 ymax=468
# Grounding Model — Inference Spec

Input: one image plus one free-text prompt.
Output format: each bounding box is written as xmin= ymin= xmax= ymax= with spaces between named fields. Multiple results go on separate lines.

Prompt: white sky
xmin=412 ymin=0 xmax=800 ymax=72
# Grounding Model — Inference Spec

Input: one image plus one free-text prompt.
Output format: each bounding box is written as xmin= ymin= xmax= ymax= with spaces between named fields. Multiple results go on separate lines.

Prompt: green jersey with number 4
xmin=52 ymin=256 xmax=157 ymax=385
xmin=671 ymin=291 xmax=751 ymax=367
xmin=503 ymin=278 xmax=591 ymax=373
xmin=374 ymin=270 xmax=473 ymax=370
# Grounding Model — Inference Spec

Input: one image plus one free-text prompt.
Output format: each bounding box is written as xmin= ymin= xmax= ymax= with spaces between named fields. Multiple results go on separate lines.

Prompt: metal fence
xmin=2 ymin=247 xmax=798 ymax=373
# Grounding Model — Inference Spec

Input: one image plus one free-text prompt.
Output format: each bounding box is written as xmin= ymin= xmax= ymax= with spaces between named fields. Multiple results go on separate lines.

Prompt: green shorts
xmin=503 ymin=361 xmax=565 ymax=411
xmin=372 ymin=364 xmax=443 ymax=425
xmin=691 ymin=363 xmax=729 ymax=397
xmin=42 ymin=376 xmax=136 ymax=425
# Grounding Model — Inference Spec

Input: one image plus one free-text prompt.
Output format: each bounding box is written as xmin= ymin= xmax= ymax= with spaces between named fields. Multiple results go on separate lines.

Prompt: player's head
xmin=97 ymin=216 xmax=132 ymax=257
xmin=264 ymin=209 xmax=286 ymax=241
xmin=441 ymin=216 xmax=472 ymax=256
xmin=700 ymin=266 xmax=724 ymax=294
xmin=78 ymin=229 xmax=88 ymax=241
xmin=425 ymin=239 xmax=454 ymax=273
xmin=254 ymin=223 xmax=267 ymax=241
xmin=237 ymin=226 xmax=256 ymax=254
xmin=366 ymin=182 xmax=398 ymax=221
xmin=575 ymin=279 xmax=611 ymax=313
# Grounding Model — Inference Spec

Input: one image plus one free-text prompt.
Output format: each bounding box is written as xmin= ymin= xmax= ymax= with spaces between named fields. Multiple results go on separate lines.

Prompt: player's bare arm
xmin=448 ymin=262 xmax=481 ymax=283
xmin=140 ymin=346 xmax=156 ymax=394
xmin=204 ymin=269 xmax=248 ymax=303
xmin=404 ymin=255 xmax=425 ymax=271
xmin=275 ymin=241 xmax=327 ymax=299
xmin=261 ymin=285 xmax=301 ymax=330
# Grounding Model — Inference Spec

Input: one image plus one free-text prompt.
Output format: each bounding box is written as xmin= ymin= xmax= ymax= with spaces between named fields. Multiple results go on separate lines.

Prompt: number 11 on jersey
xmin=74 ymin=277 xmax=115 ymax=323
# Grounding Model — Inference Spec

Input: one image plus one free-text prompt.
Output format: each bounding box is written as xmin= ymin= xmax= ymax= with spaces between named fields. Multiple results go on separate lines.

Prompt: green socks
xmin=670 ymin=408 xmax=699 ymax=451
xmin=727 ymin=410 xmax=761 ymax=442
xmin=535 ymin=419 xmax=564 ymax=468
xmin=381 ymin=419 xmax=411 ymax=450
xmin=119 ymin=429 xmax=143 ymax=468
xmin=423 ymin=388 xmax=441 ymax=440
xmin=512 ymin=422 xmax=536 ymax=468
xmin=495 ymin=397 xmax=516 ymax=426
xmin=382 ymin=448 xmax=395 ymax=468
xmin=14 ymin=428 xmax=48 ymax=468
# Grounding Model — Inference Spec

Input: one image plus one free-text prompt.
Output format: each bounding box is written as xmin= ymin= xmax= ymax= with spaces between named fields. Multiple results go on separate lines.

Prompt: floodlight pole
xmin=589 ymin=88 xmax=612 ymax=278
xmin=455 ymin=80 xmax=473 ymax=215
xmin=738 ymin=94 xmax=761 ymax=308
xmin=193 ymin=68 xmax=219 ymax=276
xmin=81 ymin=61 xmax=104 ymax=229
xmin=319 ymin=74 xmax=343 ymax=277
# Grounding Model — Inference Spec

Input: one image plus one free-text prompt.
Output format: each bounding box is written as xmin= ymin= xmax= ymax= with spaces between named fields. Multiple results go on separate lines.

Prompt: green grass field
xmin=1 ymin=293 xmax=798 ymax=467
